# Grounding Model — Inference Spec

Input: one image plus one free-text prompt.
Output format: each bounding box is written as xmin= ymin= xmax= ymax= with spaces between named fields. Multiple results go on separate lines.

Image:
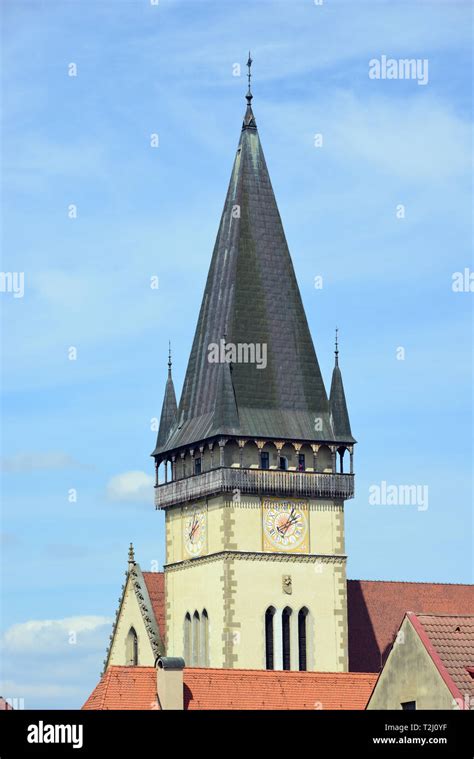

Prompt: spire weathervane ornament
xmin=246 ymin=51 xmax=253 ymax=104
xmin=128 ymin=542 xmax=135 ymax=569
xmin=242 ymin=52 xmax=256 ymax=130
xmin=168 ymin=341 xmax=172 ymax=377
xmin=335 ymin=327 xmax=339 ymax=367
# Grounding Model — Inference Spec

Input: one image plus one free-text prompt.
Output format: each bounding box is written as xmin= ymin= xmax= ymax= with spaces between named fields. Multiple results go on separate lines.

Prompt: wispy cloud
xmin=0 ymin=452 xmax=83 ymax=473
xmin=107 ymin=470 xmax=155 ymax=503
xmin=0 ymin=616 xmax=112 ymax=709
xmin=2 ymin=616 xmax=111 ymax=654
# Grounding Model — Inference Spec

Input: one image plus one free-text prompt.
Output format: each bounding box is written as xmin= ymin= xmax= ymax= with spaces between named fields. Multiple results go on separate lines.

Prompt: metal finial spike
xmin=246 ymin=51 xmax=253 ymax=103
xmin=168 ymin=341 xmax=172 ymax=375
xmin=128 ymin=542 xmax=135 ymax=565
xmin=335 ymin=327 xmax=339 ymax=367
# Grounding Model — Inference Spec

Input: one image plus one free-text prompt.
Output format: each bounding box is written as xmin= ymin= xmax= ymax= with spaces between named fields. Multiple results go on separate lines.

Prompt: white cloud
xmin=0 ymin=616 xmax=113 ymax=709
xmin=329 ymin=92 xmax=472 ymax=180
xmin=107 ymin=470 xmax=154 ymax=503
xmin=2 ymin=616 xmax=112 ymax=654
xmin=264 ymin=90 xmax=472 ymax=182
xmin=0 ymin=451 xmax=81 ymax=473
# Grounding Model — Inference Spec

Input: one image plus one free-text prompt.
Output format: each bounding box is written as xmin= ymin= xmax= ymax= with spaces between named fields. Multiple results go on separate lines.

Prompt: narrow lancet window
xmin=282 ymin=607 xmax=292 ymax=670
xmin=298 ymin=608 xmax=308 ymax=671
xmin=265 ymin=606 xmax=275 ymax=669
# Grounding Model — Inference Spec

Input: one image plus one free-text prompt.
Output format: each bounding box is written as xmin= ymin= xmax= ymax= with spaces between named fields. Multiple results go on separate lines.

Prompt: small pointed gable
xmin=330 ymin=365 xmax=354 ymax=443
xmin=154 ymin=355 xmax=178 ymax=452
xmin=103 ymin=550 xmax=165 ymax=672
xmin=211 ymin=361 xmax=240 ymax=435
xmin=329 ymin=332 xmax=354 ymax=443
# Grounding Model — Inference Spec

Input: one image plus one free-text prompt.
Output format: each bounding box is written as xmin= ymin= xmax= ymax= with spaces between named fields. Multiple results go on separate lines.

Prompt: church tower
xmin=152 ymin=59 xmax=355 ymax=672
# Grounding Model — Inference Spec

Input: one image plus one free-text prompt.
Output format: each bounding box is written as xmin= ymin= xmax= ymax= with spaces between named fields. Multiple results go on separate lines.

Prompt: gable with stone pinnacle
xmin=103 ymin=558 xmax=165 ymax=672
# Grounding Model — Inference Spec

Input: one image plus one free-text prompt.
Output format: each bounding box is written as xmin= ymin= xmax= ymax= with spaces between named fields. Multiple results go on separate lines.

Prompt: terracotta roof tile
xmin=83 ymin=667 xmax=158 ymax=711
xmin=347 ymin=580 xmax=474 ymax=673
xmin=410 ymin=614 xmax=474 ymax=708
xmin=83 ymin=667 xmax=377 ymax=711
xmin=183 ymin=669 xmax=376 ymax=710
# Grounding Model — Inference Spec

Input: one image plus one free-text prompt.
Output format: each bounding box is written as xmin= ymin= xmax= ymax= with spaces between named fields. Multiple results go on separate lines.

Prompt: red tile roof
xmin=83 ymin=666 xmax=377 ymax=711
xmin=408 ymin=613 xmax=474 ymax=709
xmin=83 ymin=666 xmax=158 ymax=711
xmin=347 ymin=580 xmax=474 ymax=673
xmin=183 ymin=669 xmax=377 ymax=710
xmin=142 ymin=571 xmax=166 ymax=646
xmin=0 ymin=698 xmax=13 ymax=710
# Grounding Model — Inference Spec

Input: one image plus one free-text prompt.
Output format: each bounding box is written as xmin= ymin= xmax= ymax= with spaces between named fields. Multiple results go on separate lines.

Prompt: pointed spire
xmin=157 ymin=79 xmax=334 ymax=454
xmin=154 ymin=346 xmax=178 ymax=452
xmin=329 ymin=330 xmax=355 ymax=443
xmin=128 ymin=542 xmax=135 ymax=569
xmin=243 ymin=51 xmax=256 ymax=130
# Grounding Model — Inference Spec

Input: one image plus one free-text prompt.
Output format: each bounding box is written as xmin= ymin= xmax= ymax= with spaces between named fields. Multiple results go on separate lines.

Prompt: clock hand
xmin=277 ymin=507 xmax=295 ymax=534
xmin=189 ymin=518 xmax=199 ymax=541
xmin=281 ymin=515 xmax=300 ymax=535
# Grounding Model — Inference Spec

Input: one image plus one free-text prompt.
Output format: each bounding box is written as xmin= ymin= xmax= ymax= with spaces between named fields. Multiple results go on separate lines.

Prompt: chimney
xmin=156 ymin=656 xmax=185 ymax=710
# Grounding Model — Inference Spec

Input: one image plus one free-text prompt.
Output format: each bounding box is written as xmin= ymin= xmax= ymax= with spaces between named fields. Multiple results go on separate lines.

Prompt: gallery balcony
xmin=154 ymin=467 xmax=355 ymax=509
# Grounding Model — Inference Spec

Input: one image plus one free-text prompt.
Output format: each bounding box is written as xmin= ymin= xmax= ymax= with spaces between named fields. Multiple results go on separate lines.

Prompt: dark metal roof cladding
xmin=155 ymin=360 xmax=178 ymax=450
xmin=153 ymin=97 xmax=354 ymax=457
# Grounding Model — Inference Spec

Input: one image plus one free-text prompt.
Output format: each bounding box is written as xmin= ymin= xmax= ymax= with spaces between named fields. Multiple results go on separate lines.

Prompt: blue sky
xmin=1 ymin=0 xmax=472 ymax=709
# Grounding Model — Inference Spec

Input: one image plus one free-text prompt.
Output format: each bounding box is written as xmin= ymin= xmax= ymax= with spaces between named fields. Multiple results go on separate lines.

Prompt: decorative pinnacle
xmin=246 ymin=51 xmax=253 ymax=104
xmin=168 ymin=341 xmax=172 ymax=376
xmin=128 ymin=542 xmax=135 ymax=567
xmin=335 ymin=327 xmax=339 ymax=367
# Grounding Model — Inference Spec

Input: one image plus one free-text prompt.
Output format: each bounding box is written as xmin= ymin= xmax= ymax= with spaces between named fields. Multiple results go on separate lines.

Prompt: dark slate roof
xmin=155 ymin=364 xmax=178 ymax=450
xmin=329 ymin=356 xmax=355 ymax=444
xmin=154 ymin=101 xmax=339 ymax=455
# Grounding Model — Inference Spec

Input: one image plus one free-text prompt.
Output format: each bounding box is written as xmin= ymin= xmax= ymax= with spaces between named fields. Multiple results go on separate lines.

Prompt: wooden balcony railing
xmin=154 ymin=467 xmax=354 ymax=508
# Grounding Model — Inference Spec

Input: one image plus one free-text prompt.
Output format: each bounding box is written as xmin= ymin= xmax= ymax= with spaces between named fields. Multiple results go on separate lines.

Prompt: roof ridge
xmin=348 ymin=579 xmax=473 ymax=587
xmin=108 ymin=665 xmax=155 ymax=672
xmin=184 ymin=667 xmax=376 ymax=677
xmin=415 ymin=613 xmax=474 ymax=619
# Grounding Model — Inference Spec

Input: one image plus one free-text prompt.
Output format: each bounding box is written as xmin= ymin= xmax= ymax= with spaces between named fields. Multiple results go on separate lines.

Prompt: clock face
xmin=263 ymin=498 xmax=309 ymax=553
xmin=183 ymin=508 xmax=207 ymax=558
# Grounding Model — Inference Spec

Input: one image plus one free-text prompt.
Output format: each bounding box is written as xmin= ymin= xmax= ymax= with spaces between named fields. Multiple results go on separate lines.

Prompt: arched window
xmin=126 ymin=627 xmax=138 ymax=666
xmin=201 ymin=609 xmax=209 ymax=667
xmin=192 ymin=611 xmax=200 ymax=666
xmin=298 ymin=607 xmax=309 ymax=671
xmin=184 ymin=613 xmax=192 ymax=665
xmin=337 ymin=446 xmax=347 ymax=473
xmin=316 ymin=445 xmax=332 ymax=473
xmin=265 ymin=606 xmax=275 ymax=670
xmin=282 ymin=607 xmax=292 ymax=670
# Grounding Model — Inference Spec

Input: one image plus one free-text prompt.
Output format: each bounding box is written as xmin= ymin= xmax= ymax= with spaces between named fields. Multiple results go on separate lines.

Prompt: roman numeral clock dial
xmin=262 ymin=497 xmax=309 ymax=553
xmin=183 ymin=507 xmax=207 ymax=558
